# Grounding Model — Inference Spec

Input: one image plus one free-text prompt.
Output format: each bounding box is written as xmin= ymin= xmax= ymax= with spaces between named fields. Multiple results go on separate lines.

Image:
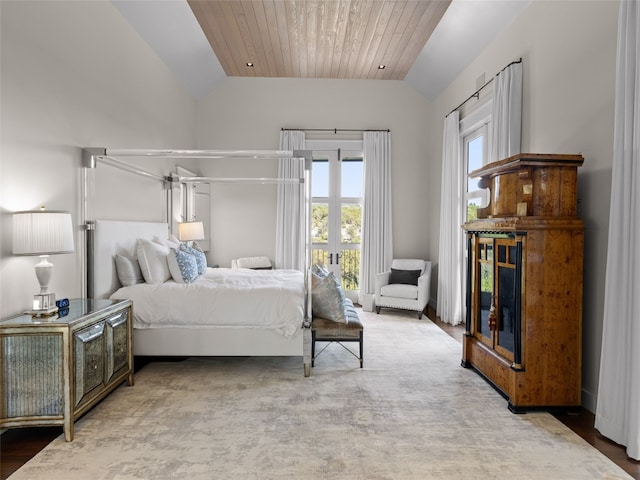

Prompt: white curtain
xmin=276 ymin=130 xmax=306 ymax=271
xmin=360 ymin=131 xmax=393 ymax=300
xmin=595 ymin=0 xmax=640 ymax=461
xmin=436 ymin=112 xmax=464 ymax=326
xmin=489 ymin=61 xmax=523 ymax=162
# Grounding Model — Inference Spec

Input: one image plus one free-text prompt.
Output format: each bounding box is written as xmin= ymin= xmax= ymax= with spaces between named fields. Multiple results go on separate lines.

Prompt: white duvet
xmin=110 ymin=267 xmax=305 ymax=338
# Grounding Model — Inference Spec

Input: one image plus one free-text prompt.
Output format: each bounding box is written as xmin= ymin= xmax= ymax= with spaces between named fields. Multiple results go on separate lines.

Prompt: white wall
xmin=0 ymin=1 xmax=197 ymax=318
xmin=430 ymin=0 xmax=619 ymax=411
xmin=196 ymin=78 xmax=435 ymax=271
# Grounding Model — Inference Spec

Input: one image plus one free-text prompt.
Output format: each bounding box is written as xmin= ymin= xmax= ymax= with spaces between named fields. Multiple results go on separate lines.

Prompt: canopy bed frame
xmin=81 ymin=147 xmax=314 ymax=376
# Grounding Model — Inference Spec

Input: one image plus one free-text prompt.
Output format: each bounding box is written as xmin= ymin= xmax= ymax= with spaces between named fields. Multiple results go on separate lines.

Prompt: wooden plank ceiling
xmin=187 ymin=0 xmax=451 ymax=80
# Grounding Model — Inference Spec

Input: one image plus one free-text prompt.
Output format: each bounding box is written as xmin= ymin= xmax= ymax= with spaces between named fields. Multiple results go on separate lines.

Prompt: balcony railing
xmin=311 ymin=248 xmax=360 ymax=291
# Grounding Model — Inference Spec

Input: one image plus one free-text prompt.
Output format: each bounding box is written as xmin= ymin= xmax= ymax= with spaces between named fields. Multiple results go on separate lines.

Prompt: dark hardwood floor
xmin=2 ymin=313 xmax=638 ymax=480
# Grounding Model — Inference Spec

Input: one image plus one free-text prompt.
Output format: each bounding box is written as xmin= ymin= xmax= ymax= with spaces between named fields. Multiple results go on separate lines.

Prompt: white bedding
xmin=110 ymin=267 xmax=305 ymax=338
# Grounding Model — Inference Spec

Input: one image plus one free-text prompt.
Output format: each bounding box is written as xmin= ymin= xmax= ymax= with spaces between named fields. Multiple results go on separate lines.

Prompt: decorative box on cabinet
xmin=0 ymin=299 xmax=133 ymax=440
xmin=462 ymin=153 xmax=584 ymax=412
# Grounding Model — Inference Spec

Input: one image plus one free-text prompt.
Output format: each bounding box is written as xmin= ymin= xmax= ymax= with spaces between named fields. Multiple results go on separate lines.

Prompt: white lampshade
xmin=13 ymin=210 xmax=75 ymax=255
xmin=178 ymin=221 xmax=205 ymax=242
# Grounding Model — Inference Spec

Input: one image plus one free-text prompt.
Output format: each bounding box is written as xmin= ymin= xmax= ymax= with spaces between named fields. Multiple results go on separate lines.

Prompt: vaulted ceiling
xmin=112 ymin=0 xmax=532 ymax=98
xmin=187 ymin=0 xmax=450 ymax=80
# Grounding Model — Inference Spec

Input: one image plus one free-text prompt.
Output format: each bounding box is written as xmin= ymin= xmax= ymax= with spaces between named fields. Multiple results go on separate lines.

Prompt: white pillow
xmin=136 ymin=238 xmax=171 ymax=284
xmin=153 ymin=234 xmax=181 ymax=249
xmin=114 ymin=254 xmax=143 ymax=286
xmin=235 ymin=256 xmax=272 ymax=269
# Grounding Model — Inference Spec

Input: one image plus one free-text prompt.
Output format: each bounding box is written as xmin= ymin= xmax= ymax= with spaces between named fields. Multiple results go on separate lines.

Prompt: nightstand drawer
xmin=106 ymin=310 xmax=129 ymax=382
xmin=74 ymin=321 xmax=106 ymax=407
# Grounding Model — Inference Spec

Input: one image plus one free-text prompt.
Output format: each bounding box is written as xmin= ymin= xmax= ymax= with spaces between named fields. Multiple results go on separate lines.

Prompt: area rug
xmin=8 ymin=310 xmax=633 ymax=480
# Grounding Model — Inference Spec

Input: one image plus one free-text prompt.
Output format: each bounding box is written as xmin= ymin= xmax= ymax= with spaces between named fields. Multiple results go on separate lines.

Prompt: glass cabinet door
xmin=472 ymin=234 xmax=522 ymax=364
xmin=475 ymin=238 xmax=494 ymax=349
xmin=494 ymin=239 xmax=518 ymax=361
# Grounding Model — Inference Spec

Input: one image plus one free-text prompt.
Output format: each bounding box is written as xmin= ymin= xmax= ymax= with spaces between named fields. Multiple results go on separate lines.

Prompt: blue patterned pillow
xmin=180 ymin=243 xmax=207 ymax=275
xmin=167 ymin=248 xmax=199 ymax=283
xmin=311 ymin=271 xmax=348 ymax=323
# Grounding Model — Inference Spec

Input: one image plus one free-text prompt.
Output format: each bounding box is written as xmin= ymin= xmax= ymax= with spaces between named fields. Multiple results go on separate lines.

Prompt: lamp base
xmin=29 ymin=292 xmax=57 ymax=315
xmin=26 ymin=306 xmax=59 ymax=318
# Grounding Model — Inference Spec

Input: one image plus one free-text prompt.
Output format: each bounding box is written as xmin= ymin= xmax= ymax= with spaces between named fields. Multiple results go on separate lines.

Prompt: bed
xmin=90 ymin=219 xmax=311 ymax=376
xmin=83 ymin=148 xmax=313 ymax=376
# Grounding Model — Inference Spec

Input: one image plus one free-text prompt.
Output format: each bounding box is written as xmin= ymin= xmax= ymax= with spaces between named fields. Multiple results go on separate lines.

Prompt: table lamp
xmin=177 ymin=221 xmax=204 ymax=247
xmin=13 ymin=208 xmax=75 ymax=315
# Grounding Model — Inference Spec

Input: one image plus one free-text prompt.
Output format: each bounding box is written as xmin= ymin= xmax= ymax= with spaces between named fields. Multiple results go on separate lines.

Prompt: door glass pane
xmin=341 ymin=158 xmax=363 ymax=197
xmin=341 ymin=204 xmax=361 ymax=244
xmin=312 ymin=203 xmax=328 ymax=243
xmin=311 ymin=249 xmax=329 ymax=267
xmin=340 ymin=249 xmax=360 ymax=291
xmin=312 ymin=159 xmax=329 ymax=197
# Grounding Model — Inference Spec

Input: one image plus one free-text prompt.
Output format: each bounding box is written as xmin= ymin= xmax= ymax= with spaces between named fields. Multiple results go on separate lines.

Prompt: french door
xmin=308 ymin=140 xmax=363 ymax=302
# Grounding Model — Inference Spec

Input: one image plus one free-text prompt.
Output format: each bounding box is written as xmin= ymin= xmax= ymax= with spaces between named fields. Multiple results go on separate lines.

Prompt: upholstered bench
xmin=311 ymin=299 xmax=363 ymax=368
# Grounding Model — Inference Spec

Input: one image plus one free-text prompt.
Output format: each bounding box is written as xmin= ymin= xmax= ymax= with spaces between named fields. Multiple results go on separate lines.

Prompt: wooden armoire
xmin=461 ymin=153 xmax=584 ymax=412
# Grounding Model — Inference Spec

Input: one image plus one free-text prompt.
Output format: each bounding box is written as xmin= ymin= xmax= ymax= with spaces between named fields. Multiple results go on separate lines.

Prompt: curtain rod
xmin=281 ymin=128 xmax=390 ymax=133
xmin=446 ymin=58 xmax=522 ymax=118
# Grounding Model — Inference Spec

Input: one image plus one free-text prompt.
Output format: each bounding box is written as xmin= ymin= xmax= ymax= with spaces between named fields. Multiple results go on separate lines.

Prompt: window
xmin=464 ymin=125 xmax=489 ymax=221
xmin=459 ymin=97 xmax=492 ymax=221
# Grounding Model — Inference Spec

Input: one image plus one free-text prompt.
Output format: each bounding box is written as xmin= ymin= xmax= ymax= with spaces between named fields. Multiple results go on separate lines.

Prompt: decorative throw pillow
xmin=311 ymin=263 xmax=330 ymax=278
xmin=311 ymin=271 xmax=348 ymax=324
xmin=136 ymin=238 xmax=171 ymax=284
xmin=114 ymin=254 xmax=143 ymax=286
xmin=180 ymin=243 xmax=207 ymax=275
xmin=389 ymin=268 xmax=422 ymax=286
xmin=167 ymin=248 xmax=199 ymax=283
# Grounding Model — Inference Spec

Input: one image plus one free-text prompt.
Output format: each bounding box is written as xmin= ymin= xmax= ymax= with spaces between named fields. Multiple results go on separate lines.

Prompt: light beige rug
xmin=9 ymin=310 xmax=633 ymax=480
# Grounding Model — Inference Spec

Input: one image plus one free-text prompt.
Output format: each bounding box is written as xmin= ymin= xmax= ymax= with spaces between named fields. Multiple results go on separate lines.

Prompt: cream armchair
xmin=375 ymin=259 xmax=432 ymax=319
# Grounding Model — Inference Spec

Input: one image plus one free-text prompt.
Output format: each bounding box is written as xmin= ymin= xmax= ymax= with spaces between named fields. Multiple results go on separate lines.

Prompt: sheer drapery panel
xmin=595 ymin=0 xmax=640 ymax=461
xmin=359 ymin=131 xmax=392 ymax=302
xmin=276 ymin=130 xmax=306 ymax=271
xmin=436 ymin=112 xmax=464 ymax=326
xmin=489 ymin=61 xmax=523 ymax=162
